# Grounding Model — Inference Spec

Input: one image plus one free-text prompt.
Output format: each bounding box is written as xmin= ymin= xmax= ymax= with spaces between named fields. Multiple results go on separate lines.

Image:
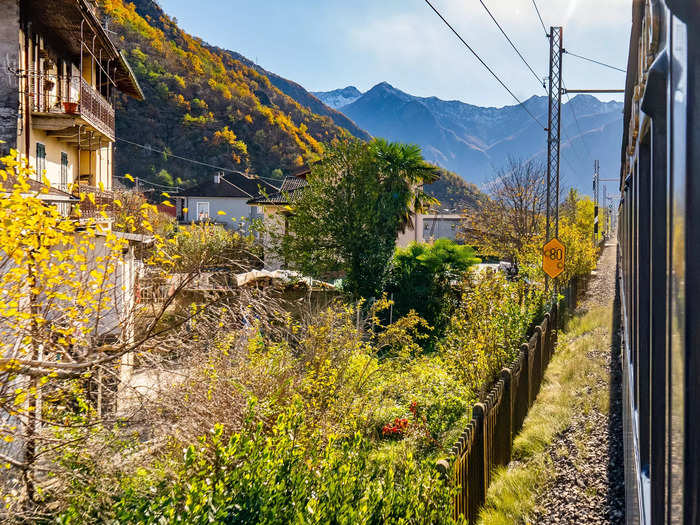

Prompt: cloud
xmin=344 ymin=0 xmax=630 ymax=105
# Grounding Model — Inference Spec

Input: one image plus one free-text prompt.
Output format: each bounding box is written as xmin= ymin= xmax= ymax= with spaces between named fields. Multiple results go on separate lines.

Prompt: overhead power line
xmin=531 ymin=0 xmax=548 ymax=36
xmin=115 ymin=137 xmax=283 ymax=186
xmin=563 ymin=50 xmax=626 ymax=73
xmin=114 ymin=175 xmax=181 ymax=192
xmin=423 ymin=0 xmax=546 ymax=129
xmin=478 ymin=0 xmax=545 ymax=91
xmin=562 ymin=80 xmax=593 ymax=159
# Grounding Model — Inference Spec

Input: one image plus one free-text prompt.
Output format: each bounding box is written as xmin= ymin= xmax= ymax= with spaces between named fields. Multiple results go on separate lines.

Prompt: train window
xmin=637 ymin=134 xmax=652 ymax=478
xmin=668 ymin=15 xmax=687 ymax=522
xmin=641 ymin=47 xmax=669 ymax=524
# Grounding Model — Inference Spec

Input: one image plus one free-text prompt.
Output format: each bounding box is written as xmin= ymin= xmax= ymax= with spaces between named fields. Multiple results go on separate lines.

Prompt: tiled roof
xmin=182 ymin=174 xmax=277 ymax=199
xmin=247 ymin=176 xmax=308 ymax=205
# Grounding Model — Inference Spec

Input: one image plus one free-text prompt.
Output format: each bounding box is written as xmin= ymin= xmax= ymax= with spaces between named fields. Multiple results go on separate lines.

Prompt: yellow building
xmin=0 ymin=0 xmax=142 ymax=219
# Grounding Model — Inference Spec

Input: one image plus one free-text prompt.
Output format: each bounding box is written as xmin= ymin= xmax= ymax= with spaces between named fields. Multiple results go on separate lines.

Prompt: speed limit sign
xmin=542 ymin=238 xmax=566 ymax=279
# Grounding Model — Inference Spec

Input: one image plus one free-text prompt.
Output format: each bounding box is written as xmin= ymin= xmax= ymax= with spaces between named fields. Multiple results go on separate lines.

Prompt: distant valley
xmin=313 ymin=83 xmax=623 ymax=193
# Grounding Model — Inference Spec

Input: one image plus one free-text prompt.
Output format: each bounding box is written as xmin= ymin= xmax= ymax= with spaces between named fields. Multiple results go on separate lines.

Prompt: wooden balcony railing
xmin=28 ymin=73 xmax=115 ymax=140
xmin=79 ymin=78 xmax=115 ymax=140
xmin=74 ymin=185 xmax=116 ymax=220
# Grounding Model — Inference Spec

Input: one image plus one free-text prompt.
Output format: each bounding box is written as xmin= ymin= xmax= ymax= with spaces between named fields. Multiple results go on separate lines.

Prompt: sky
xmin=157 ymin=0 xmax=632 ymax=108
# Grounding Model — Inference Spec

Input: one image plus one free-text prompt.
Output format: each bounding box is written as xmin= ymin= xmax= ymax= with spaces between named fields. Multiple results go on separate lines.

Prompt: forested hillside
xmin=102 ymin=0 xmax=483 ymax=207
xmin=102 ymin=0 xmax=355 ymax=185
xmin=424 ymin=169 xmax=486 ymax=210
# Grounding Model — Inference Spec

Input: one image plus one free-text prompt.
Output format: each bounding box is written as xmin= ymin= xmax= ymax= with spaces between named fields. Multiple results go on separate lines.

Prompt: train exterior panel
xmin=618 ymin=0 xmax=699 ymax=523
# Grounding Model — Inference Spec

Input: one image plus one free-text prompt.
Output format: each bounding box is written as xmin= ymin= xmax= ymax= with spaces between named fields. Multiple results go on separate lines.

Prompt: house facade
xmin=396 ymin=213 xmax=462 ymax=247
xmin=178 ymin=172 xmax=276 ymax=232
xmin=0 ymin=0 xmax=144 ymax=422
xmin=0 ymin=0 xmax=142 ymax=215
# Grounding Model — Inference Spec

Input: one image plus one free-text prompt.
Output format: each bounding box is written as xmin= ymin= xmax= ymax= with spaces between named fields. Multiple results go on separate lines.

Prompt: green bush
xmin=386 ymin=239 xmax=480 ymax=344
xmin=59 ymin=401 xmax=462 ymax=525
xmin=439 ymin=271 xmax=543 ymax=397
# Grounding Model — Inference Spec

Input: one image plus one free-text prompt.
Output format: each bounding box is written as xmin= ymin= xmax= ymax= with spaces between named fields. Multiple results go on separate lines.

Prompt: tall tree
xmin=278 ymin=139 xmax=438 ymax=299
xmin=460 ymin=156 xmax=546 ymax=261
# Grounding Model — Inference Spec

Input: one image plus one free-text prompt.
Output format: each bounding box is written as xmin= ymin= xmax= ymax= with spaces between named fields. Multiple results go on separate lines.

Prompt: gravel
xmin=533 ymin=242 xmax=625 ymax=524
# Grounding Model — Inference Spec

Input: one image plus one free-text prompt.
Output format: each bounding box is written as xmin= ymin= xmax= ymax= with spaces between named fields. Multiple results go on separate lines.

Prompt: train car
xmin=618 ymin=0 xmax=699 ymax=523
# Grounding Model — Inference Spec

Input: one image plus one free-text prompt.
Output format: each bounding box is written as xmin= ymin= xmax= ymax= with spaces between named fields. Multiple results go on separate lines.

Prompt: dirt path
xmin=532 ymin=241 xmax=625 ymax=524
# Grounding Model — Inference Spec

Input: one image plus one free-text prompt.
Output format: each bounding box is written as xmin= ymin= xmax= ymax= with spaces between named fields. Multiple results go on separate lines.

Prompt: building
xmin=177 ymin=171 xmax=277 ymax=231
xmin=396 ymin=212 xmax=462 ymax=247
xmin=248 ymin=169 xmax=464 ymax=264
xmin=0 ymin=0 xmax=145 ymax=421
xmin=247 ymin=169 xmax=309 ymax=268
xmin=0 ymin=0 xmax=143 ymax=214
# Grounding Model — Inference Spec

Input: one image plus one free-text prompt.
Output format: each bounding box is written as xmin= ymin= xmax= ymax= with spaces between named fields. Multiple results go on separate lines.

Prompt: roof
xmin=182 ymin=174 xmax=277 ymax=199
xmin=24 ymin=0 xmax=143 ymax=99
xmin=247 ymin=175 xmax=308 ymax=205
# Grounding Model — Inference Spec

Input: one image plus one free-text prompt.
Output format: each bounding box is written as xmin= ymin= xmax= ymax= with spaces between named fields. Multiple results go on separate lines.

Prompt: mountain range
xmin=105 ymin=0 xmax=620 ymax=203
xmin=313 ymin=84 xmax=623 ymax=192
xmin=103 ymin=0 xmax=482 ymax=208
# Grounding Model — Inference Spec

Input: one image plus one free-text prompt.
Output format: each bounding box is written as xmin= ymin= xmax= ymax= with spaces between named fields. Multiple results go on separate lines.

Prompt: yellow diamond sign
xmin=542 ymin=238 xmax=566 ymax=279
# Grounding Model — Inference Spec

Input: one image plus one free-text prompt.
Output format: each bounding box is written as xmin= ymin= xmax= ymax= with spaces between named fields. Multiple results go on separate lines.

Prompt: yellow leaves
xmin=183 ymin=207 xmax=188 ymax=214
xmin=217 ymin=210 xmax=226 ymax=216
xmin=161 ymin=200 xmax=174 ymax=208
xmin=161 ymin=192 xmax=170 ymax=198
xmin=124 ymin=173 xmax=135 ymax=183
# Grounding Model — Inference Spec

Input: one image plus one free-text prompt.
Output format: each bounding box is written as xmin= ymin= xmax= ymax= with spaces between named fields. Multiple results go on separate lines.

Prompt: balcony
xmin=29 ymin=74 xmax=115 ymax=142
xmin=73 ymin=185 xmax=116 ymax=221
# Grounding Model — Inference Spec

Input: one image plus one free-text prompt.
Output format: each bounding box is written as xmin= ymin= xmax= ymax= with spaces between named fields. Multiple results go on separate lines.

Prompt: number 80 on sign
xmin=542 ymin=238 xmax=566 ymax=279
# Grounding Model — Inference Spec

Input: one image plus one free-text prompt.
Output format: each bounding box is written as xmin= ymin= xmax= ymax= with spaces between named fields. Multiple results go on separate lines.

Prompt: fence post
xmin=470 ymin=403 xmax=487 ymax=524
xmin=543 ymin=313 xmax=551 ymax=364
xmin=516 ymin=343 xmax=529 ymax=431
xmin=535 ymin=326 xmax=544 ymax=394
xmin=498 ymin=369 xmax=512 ymax=466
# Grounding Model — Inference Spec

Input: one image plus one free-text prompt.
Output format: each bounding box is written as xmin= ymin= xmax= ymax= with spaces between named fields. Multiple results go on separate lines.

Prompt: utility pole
xmin=545 ymin=26 xmax=562 ymax=294
xmin=546 ymin=26 xmax=563 ymax=240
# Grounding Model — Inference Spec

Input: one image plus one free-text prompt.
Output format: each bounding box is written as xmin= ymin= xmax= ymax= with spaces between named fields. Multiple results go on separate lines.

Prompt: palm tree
xmin=370 ymin=138 xmax=440 ymax=230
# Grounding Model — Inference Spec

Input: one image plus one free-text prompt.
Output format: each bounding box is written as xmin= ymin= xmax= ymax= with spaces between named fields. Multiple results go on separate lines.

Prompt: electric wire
xmin=478 ymin=0 xmax=546 ymax=90
xmin=114 ymin=175 xmax=181 ymax=191
xmin=531 ymin=0 xmax=548 ymax=36
xmin=563 ymin=50 xmax=626 ymax=73
xmin=423 ymin=0 xmax=546 ymax=129
xmin=115 ymin=137 xmax=283 ymax=186
xmin=523 ymin=1 xmax=586 ymax=188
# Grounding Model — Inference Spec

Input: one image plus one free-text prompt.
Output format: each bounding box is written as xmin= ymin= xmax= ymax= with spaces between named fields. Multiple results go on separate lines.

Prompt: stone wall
xmin=0 ymin=0 xmax=19 ymax=155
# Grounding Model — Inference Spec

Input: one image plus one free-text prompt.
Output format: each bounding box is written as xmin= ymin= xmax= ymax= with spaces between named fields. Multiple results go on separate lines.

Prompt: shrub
xmin=386 ymin=239 xmax=480 ymax=343
xmin=60 ymin=401 xmax=463 ymax=524
xmin=439 ymin=271 xmax=543 ymax=397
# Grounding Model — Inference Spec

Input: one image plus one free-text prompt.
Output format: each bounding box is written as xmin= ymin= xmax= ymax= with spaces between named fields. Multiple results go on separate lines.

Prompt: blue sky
xmin=158 ymin=0 xmax=631 ymax=108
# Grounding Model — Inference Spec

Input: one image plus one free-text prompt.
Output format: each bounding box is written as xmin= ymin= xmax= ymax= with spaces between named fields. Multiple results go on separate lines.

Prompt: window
xmin=196 ymin=201 xmax=210 ymax=221
xmin=60 ymin=152 xmax=69 ymax=190
xmin=36 ymin=143 xmax=46 ymax=181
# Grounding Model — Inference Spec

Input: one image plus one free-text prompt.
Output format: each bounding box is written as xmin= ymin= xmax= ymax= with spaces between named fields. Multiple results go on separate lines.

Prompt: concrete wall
xmin=0 ymin=0 xmax=19 ymax=155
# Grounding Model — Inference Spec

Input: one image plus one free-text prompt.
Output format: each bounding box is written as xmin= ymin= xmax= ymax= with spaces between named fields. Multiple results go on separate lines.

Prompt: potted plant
xmin=63 ymin=101 xmax=78 ymax=114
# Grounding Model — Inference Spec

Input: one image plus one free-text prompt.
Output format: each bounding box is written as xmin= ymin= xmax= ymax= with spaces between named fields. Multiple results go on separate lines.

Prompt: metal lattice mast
xmin=546 ymin=26 xmax=563 ymax=240
xmin=593 ymin=159 xmax=600 ymax=244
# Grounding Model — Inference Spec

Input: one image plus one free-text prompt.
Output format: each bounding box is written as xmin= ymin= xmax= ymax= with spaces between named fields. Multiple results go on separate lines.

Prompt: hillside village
xmin=0 ymin=0 xmax=623 ymax=523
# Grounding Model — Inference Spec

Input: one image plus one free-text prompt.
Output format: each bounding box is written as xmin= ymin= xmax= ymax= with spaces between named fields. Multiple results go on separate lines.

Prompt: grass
xmin=477 ymin=305 xmax=612 ymax=525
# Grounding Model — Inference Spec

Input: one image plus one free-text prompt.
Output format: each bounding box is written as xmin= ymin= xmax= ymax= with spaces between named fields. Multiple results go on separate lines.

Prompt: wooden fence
xmin=439 ymin=279 xmax=582 ymax=523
